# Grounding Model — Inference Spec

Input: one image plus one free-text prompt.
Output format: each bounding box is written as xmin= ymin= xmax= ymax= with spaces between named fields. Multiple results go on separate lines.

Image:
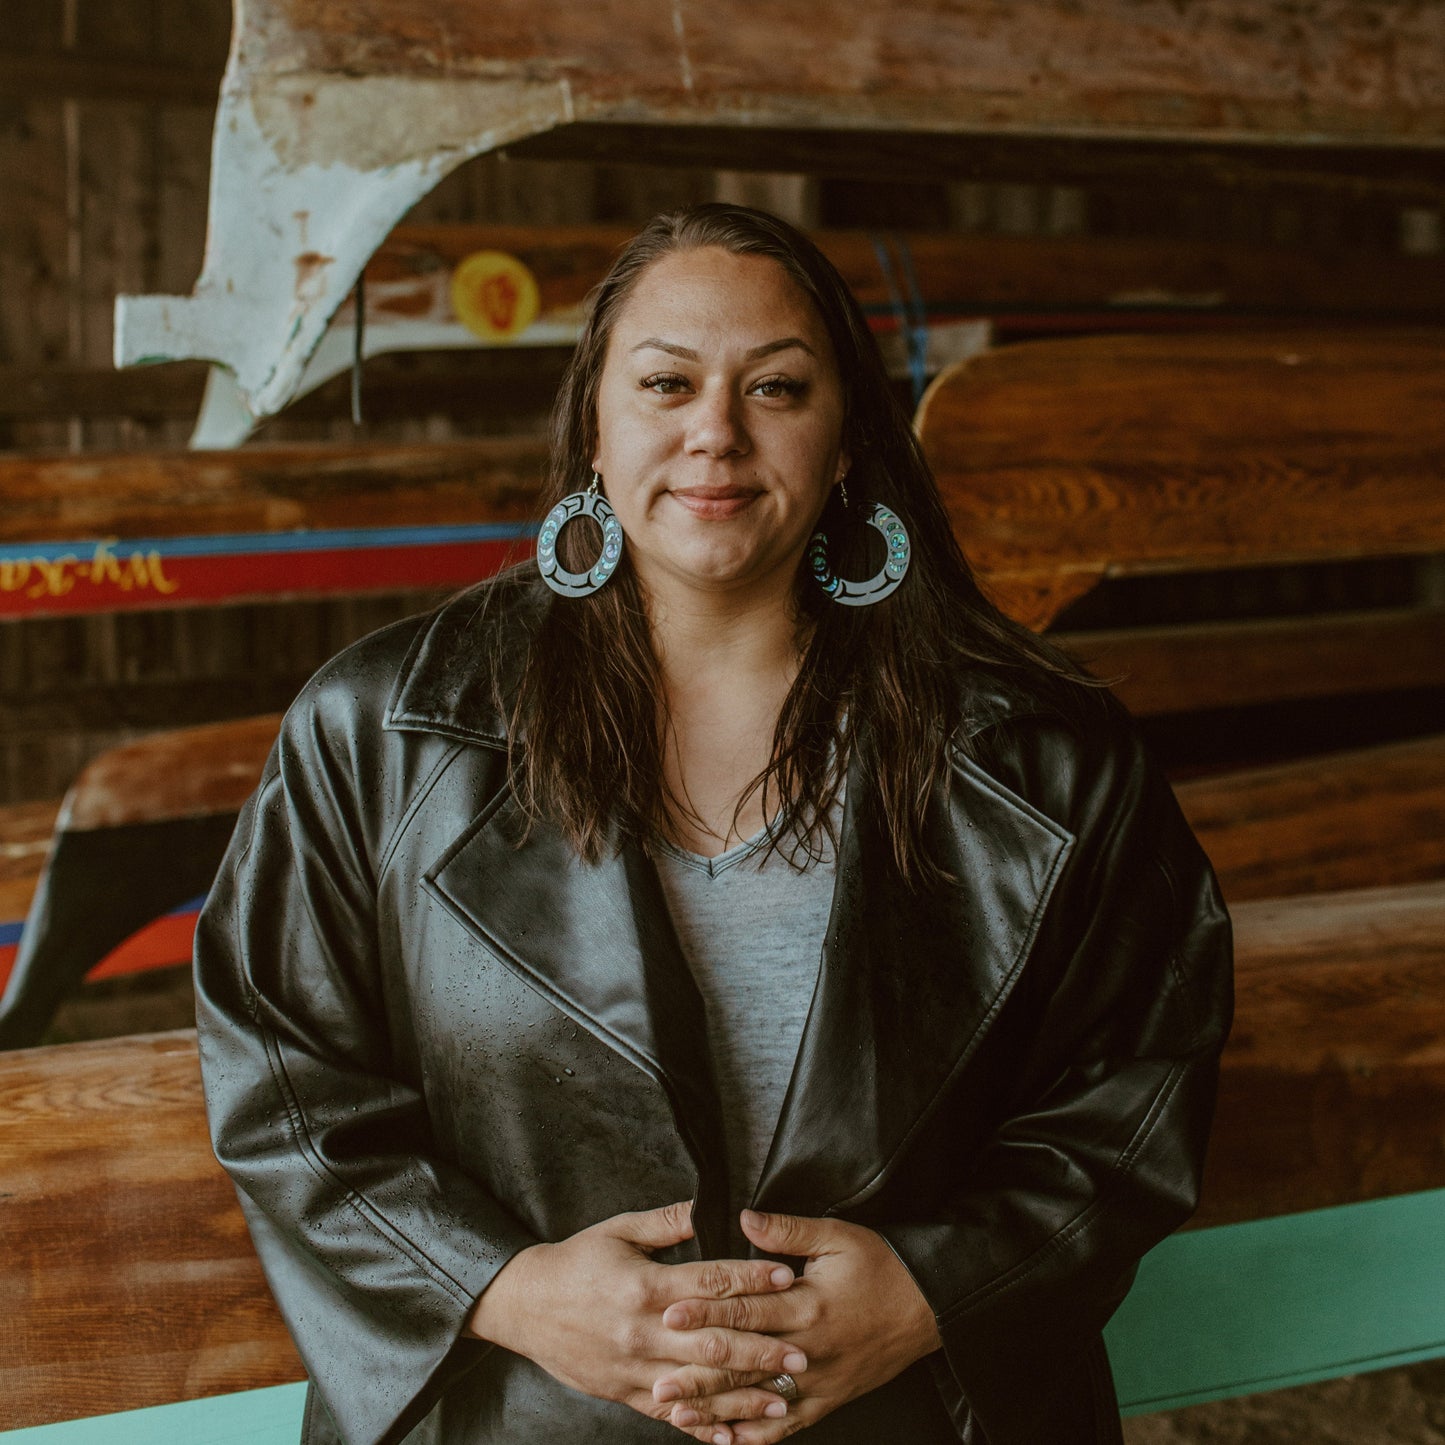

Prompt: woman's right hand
xmin=465 ymin=1201 xmax=807 ymax=1444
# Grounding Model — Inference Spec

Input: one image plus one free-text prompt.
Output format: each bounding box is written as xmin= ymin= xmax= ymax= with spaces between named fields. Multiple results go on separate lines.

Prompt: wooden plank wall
xmin=0 ymin=0 xmax=225 ymax=454
xmin=0 ymin=0 xmax=1442 ymax=805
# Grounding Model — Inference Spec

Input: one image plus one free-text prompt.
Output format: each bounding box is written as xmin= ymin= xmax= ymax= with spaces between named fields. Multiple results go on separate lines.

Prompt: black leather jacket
xmin=194 ymin=580 xmax=1232 ymax=1445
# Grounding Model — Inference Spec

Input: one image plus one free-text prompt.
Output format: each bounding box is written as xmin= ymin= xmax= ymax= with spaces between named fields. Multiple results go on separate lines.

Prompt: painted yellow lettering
xmin=89 ymin=541 xmax=123 ymax=585
xmin=27 ymin=556 xmax=77 ymax=598
xmin=0 ymin=557 xmax=31 ymax=592
xmin=145 ymin=552 xmax=180 ymax=595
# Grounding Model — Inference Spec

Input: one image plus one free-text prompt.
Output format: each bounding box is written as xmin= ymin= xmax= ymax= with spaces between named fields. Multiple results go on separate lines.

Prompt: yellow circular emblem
xmin=450 ymin=251 xmax=541 ymax=341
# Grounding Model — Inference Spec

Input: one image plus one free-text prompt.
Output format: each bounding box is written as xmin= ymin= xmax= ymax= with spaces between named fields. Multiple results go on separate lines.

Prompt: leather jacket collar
xmin=381 ymin=582 xmax=1076 ymax=1247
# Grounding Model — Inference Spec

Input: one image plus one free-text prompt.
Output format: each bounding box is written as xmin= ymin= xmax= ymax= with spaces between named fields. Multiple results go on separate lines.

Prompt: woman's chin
xmin=640 ymin=545 xmax=796 ymax=599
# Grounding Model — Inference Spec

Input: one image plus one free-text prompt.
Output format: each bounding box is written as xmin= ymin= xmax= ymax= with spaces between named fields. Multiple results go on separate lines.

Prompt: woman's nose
xmin=685 ymin=386 xmax=750 ymax=457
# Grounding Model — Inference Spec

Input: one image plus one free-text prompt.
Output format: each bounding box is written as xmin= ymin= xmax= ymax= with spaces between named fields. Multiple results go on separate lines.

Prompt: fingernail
xmin=783 ymin=1350 xmax=808 ymax=1372
xmin=765 ymin=1401 xmax=788 ymax=1418
xmin=769 ymin=1265 xmax=792 ymax=1287
xmin=675 ymin=1408 xmax=700 ymax=1426
xmin=662 ymin=1304 xmax=688 ymax=1329
xmin=741 ymin=1209 xmax=765 ymax=1229
xmin=655 ymin=1382 xmax=681 ymax=1402
xmin=712 ymin=1433 xmax=730 ymax=1445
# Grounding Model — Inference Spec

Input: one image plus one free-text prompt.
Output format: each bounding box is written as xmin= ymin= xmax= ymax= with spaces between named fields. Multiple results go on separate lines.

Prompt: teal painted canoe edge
xmin=1117 ymin=1342 xmax=1445 ymax=1416
xmin=1107 ymin=1186 xmax=1445 ymax=1416
xmin=0 ymin=1382 xmax=306 ymax=1445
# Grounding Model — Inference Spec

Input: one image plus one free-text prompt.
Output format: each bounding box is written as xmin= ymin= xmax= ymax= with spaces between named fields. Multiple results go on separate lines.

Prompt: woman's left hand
xmin=652 ymin=1209 xmax=943 ymax=1441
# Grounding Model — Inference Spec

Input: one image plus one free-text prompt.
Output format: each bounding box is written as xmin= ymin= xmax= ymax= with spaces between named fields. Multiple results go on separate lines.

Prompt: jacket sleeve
xmin=877 ymin=706 xmax=1233 ymax=1444
xmin=193 ymin=676 xmax=538 ymax=1445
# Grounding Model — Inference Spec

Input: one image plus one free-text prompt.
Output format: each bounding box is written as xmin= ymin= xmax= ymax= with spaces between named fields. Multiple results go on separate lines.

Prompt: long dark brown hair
xmin=492 ymin=203 xmax=1086 ymax=885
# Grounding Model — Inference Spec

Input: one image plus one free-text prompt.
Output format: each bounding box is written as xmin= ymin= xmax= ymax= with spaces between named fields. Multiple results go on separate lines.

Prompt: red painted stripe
xmin=0 ymin=910 xmax=201 ymax=998
xmin=89 ymin=909 xmax=200 ymax=981
xmin=0 ymin=539 xmax=531 ymax=619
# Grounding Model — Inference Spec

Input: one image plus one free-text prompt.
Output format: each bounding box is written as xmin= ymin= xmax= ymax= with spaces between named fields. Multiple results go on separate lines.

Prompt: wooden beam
xmin=1060 ymin=609 xmax=1445 ymax=717
xmin=28 ymin=222 xmax=1433 ymax=440
xmin=1176 ymin=736 xmax=1445 ymax=903
xmin=1197 ymin=880 xmax=1445 ymax=1228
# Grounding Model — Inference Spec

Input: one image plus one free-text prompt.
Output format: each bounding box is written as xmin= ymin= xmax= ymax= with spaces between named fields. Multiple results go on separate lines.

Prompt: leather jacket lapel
xmin=395 ymin=590 xmax=1077 ymax=1241
xmin=422 ymin=785 xmax=733 ymax=1250
xmin=754 ymin=749 xmax=1075 ymax=1217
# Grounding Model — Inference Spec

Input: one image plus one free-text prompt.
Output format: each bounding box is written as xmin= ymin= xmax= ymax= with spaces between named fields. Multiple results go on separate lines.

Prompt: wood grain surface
xmin=1062 ymin=609 xmax=1445 ymax=718
xmin=240 ymin=0 xmax=1445 ymax=154
xmin=61 ymin=715 xmax=282 ymax=833
xmin=0 ymin=1031 xmax=303 ymax=1429
xmin=1176 ymin=737 xmax=1445 ymax=903
xmin=0 ymin=798 xmax=60 ymax=920
xmin=919 ymin=329 xmax=1445 ymax=629
xmin=0 ymin=439 xmax=547 ymax=545
xmin=1198 ymin=880 xmax=1445 ymax=1228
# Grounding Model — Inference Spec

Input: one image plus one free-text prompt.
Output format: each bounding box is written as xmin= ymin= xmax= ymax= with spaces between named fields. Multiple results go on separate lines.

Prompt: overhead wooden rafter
xmin=113 ymin=0 xmax=1445 ymax=438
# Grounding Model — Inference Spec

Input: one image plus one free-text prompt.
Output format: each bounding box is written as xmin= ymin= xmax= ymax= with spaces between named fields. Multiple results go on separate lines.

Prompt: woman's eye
xmin=640 ymin=373 xmax=690 ymax=395
xmin=752 ymin=376 xmax=806 ymax=400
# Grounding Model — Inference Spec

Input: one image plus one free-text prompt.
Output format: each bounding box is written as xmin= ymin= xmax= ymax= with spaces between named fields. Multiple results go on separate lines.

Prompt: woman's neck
xmin=645 ymin=577 xmax=809 ymax=856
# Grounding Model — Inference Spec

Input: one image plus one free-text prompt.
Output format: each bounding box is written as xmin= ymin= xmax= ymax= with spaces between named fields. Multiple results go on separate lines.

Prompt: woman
xmin=195 ymin=204 xmax=1232 ymax=1445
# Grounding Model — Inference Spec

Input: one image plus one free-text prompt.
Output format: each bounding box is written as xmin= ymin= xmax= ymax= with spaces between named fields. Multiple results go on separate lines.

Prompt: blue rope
xmin=894 ymin=236 xmax=930 ymax=401
xmin=870 ymin=234 xmax=930 ymax=405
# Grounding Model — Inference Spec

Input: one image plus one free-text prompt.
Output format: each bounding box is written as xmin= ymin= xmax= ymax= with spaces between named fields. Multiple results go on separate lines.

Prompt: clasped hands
xmin=466 ymin=1199 xmax=941 ymax=1443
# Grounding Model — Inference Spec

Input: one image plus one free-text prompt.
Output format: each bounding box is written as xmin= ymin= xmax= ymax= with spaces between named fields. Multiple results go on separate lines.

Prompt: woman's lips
xmin=669 ymin=486 xmax=760 ymax=520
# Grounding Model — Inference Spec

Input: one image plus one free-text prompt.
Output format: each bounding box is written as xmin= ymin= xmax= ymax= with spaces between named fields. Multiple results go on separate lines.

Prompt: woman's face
xmin=590 ymin=247 xmax=849 ymax=602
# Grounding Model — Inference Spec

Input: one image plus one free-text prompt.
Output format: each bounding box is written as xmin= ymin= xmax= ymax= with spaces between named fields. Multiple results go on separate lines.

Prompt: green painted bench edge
xmin=8 ymin=1187 xmax=1445 ymax=1440
xmin=1107 ymin=1185 xmax=1445 ymax=1413
xmin=0 ymin=1383 xmax=306 ymax=1445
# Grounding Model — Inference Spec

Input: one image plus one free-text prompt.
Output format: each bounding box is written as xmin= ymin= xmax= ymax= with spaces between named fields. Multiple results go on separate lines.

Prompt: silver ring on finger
xmin=768 ymin=1372 xmax=800 ymax=1403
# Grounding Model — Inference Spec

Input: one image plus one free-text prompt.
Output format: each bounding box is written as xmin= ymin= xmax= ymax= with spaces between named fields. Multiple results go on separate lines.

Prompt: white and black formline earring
xmin=536 ymin=472 xmax=625 ymax=598
xmin=807 ymin=486 xmax=911 ymax=607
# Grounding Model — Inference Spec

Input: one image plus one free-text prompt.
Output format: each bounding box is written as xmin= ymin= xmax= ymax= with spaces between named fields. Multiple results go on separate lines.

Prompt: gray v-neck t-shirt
xmin=653 ymin=815 xmax=838 ymax=1254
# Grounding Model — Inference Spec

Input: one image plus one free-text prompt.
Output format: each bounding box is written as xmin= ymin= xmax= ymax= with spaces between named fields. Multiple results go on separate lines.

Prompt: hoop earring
xmin=537 ymin=473 xmax=625 ymax=597
xmin=807 ymin=502 xmax=911 ymax=607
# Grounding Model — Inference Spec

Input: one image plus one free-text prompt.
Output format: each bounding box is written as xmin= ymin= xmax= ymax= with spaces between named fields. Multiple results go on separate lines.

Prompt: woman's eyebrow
xmin=629 ymin=337 xmax=816 ymax=361
xmin=631 ymin=338 xmax=701 ymax=359
xmin=746 ymin=337 xmax=815 ymax=361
